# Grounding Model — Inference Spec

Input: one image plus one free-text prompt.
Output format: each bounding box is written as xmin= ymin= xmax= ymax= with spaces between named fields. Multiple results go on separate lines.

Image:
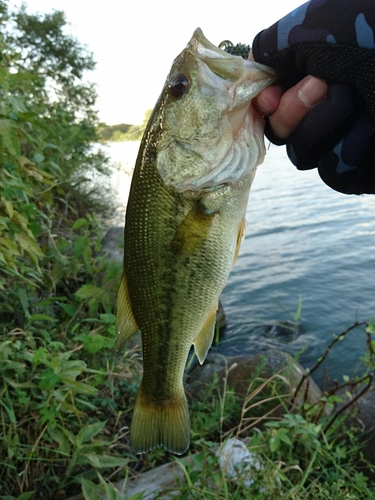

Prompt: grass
xmin=170 ymin=328 xmax=375 ymax=500
xmin=1 ymin=321 xmax=375 ymax=499
xmin=1 ymin=213 xmax=375 ymax=498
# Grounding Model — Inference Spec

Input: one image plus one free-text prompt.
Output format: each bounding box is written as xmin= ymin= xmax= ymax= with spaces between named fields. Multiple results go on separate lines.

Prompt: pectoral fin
xmin=193 ymin=303 xmax=218 ymax=365
xmin=232 ymin=217 xmax=247 ymax=269
xmin=172 ymin=203 xmax=215 ymax=255
xmin=115 ymin=272 xmax=139 ymax=351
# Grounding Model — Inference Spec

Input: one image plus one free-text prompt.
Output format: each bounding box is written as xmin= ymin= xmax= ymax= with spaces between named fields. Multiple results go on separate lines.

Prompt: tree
xmin=0 ymin=0 xmax=110 ymax=302
xmin=11 ymin=7 xmax=95 ymax=83
xmin=97 ymin=109 xmax=153 ymax=142
xmin=0 ymin=4 xmax=124 ymax=496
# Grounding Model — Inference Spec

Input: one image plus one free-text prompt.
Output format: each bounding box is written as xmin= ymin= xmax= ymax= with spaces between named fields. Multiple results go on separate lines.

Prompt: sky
xmin=11 ymin=0 xmax=303 ymax=125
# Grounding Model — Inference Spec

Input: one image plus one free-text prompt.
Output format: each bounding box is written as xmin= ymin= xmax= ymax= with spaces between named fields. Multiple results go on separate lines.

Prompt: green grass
xmin=1 ymin=218 xmax=375 ymax=499
xmin=2 ymin=2 xmax=374 ymax=496
xmin=1 ymin=215 xmax=375 ymax=499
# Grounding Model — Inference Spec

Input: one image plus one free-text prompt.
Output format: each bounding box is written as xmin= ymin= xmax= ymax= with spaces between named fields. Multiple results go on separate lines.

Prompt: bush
xmin=1 ymin=1 xmax=375 ymax=498
xmin=0 ymin=1 xmax=132 ymax=496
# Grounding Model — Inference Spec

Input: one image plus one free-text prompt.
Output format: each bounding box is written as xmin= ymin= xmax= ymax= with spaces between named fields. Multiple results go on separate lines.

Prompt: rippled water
xmin=105 ymin=141 xmax=375 ymax=383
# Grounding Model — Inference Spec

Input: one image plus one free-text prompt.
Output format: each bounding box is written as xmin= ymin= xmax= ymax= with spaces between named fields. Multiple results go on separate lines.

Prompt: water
xmin=95 ymin=141 xmax=140 ymax=224
xmin=104 ymin=141 xmax=375 ymax=383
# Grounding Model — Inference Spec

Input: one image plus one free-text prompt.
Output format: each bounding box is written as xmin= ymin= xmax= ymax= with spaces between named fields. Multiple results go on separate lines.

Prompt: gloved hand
xmin=252 ymin=0 xmax=375 ymax=194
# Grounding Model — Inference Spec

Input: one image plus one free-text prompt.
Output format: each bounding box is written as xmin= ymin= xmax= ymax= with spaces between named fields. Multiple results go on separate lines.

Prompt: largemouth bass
xmin=116 ymin=28 xmax=276 ymax=455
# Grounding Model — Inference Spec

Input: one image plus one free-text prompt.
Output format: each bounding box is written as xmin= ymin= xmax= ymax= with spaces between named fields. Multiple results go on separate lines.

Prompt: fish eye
xmin=168 ymin=74 xmax=189 ymax=98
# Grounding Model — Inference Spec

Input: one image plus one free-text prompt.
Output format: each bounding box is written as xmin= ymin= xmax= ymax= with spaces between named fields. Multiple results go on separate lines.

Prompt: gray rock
xmin=68 ymin=439 xmax=262 ymax=499
xmin=67 ymin=454 xmax=197 ymax=500
xmin=350 ymin=384 xmax=375 ymax=476
xmin=187 ymin=349 xmax=322 ymax=416
xmin=213 ymin=319 xmax=304 ymax=361
xmin=101 ymin=226 xmax=124 ymax=263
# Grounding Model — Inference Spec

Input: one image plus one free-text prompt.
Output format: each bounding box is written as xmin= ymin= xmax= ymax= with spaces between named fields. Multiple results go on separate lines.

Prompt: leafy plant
xmin=1 ymin=0 xmax=374 ymax=498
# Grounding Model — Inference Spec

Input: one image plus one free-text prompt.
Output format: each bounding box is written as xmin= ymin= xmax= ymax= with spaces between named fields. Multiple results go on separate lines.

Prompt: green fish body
xmin=116 ymin=28 xmax=276 ymax=455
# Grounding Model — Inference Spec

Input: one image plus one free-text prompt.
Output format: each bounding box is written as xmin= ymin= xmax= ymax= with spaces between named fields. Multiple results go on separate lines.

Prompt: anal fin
xmin=193 ymin=303 xmax=218 ymax=365
xmin=115 ymin=272 xmax=139 ymax=351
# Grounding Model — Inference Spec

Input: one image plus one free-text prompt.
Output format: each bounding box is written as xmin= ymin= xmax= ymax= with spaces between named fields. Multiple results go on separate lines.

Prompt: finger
xmin=249 ymin=50 xmax=284 ymax=116
xmin=252 ymin=84 xmax=284 ymax=116
xmin=268 ymin=76 xmax=327 ymax=140
xmin=287 ymin=84 xmax=363 ymax=170
xmin=318 ymin=108 xmax=375 ymax=194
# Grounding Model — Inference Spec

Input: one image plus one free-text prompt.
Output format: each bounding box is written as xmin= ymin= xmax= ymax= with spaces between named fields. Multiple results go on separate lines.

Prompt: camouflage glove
xmin=252 ymin=0 xmax=375 ymax=194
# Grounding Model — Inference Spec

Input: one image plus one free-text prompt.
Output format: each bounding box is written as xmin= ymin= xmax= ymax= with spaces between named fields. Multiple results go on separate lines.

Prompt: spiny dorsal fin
xmin=115 ymin=272 xmax=139 ymax=352
xmin=193 ymin=303 xmax=218 ymax=365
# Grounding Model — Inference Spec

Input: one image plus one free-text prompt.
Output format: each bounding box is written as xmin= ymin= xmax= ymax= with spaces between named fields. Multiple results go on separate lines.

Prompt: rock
xmin=69 ymin=450 xmax=236 ymax=500
xmin=213 ymin=319 xmax=304 ymax=361
xmin=262 ymin=320 xmax=300 ymax=343
xmin=355 ymin=383 xmax=375 ymax=432
xmin=217 ymin=437 xmax=262 ymax=488
xmin=68 ymin=437 xmax=266 ymax=500
xmin=112 ymin=457 xmax=195 ymax=499
xmin=67 ymin=457 xmax=192 ymax=500
xmin=187 ymin=349 xmax=322 ymax=416
xmin=68 ymin=438 xmax=265 ymax=500
xmin=350 ymin=383 xmax=375 ymax=476
xmin=216 ymin=300 xmax=227 ymax=333
xmin=101 ymin=226 xmax=124 ymax=263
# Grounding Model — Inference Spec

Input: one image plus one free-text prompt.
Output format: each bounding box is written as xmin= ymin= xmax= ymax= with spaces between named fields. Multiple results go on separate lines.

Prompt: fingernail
xmin=257 ymin=95 xmax=274 ymax=115
xmin=298 ymin=77 xmax=327 ymax=107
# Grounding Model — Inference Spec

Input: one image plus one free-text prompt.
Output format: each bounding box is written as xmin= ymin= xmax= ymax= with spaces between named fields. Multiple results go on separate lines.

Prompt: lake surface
xmin=103 ymin=141 xmax=375 ymax=384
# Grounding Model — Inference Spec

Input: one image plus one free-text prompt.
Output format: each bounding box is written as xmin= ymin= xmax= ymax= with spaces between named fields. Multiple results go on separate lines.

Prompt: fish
xmin=116 ymin=28 xmax=277 ymax=455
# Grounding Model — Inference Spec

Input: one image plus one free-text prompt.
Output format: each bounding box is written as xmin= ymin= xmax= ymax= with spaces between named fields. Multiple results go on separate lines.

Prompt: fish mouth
xmin=182 ymin=29 xmax=277 ymax=191
xmin=158 ymin=29 xmax=278 ymax=193
xmin=187 ymin=28 xmax=277 ymax=95
xmin=185 ymin=28 xmax=277 ymax=140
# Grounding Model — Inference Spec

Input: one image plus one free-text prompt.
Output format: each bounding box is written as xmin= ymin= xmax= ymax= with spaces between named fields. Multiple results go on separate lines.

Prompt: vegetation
xmin=97 ymin=110 xmax=152 ymax=143
xmin=175 ymin=323 xmax=375 ymax=500
xmin=0 ymin=1 xmax=128 ymax=496
xmin=96 ymin=123 xmax=132 ymax=143
xmin=0 ymin=0 xmax=375 ymax=498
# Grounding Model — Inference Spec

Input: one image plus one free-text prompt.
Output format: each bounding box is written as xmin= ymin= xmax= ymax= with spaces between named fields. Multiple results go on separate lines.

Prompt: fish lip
xmin=187 ymin=28 xmax=277 ymax=79
xmin=188 ymin=28 xmax=227 ymax=61
xmin=186 ymin=28 xmax=278 ymax=104
xmin=243 ymin=59 xmax=278 ymax=77
xmin=157 ymin=29 xmax=278 ymax=193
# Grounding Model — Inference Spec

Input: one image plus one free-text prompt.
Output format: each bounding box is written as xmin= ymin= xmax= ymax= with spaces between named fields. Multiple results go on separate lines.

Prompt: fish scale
xmin=116 ymin=28 xmax=277 ymax=454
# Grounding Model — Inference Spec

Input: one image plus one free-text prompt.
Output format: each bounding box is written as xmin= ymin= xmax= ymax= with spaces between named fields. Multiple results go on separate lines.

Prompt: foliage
xmin=97 ymin=123 xmax=132 ymax=143
xmin=0 ymin=0 xmax=112 ymax=299
xmin=156 ymin=326 xmax=375 ymax=500
xmin=97 ymin=110 xmax=152 ymax=142
xmin=77 ymin=321 xmax=372 ymax=500
xmin=0 ymin=0 xmax=374 ymax=498
xmin=12 ymin=8 xmax=94 ymax=81
xmin=0 ymin=211 xmax=141 ymax=497
xmin=0 ymin=0 xmax=133 ymax=497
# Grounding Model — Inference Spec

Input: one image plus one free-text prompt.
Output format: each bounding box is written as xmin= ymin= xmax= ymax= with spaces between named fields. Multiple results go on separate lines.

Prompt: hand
xmin=250 ymin=62 xmax=327 ymax=140
xmin=250 ymin=0 xmax=375 ymax=195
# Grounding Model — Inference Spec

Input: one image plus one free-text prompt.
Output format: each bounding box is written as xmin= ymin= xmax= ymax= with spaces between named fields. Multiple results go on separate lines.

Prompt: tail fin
xmin=131 ymin=383 xmax=190 ymax=455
